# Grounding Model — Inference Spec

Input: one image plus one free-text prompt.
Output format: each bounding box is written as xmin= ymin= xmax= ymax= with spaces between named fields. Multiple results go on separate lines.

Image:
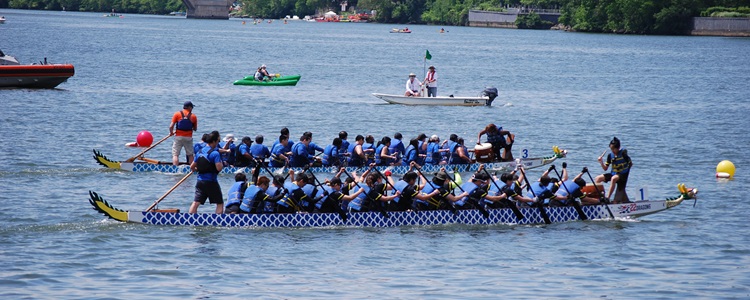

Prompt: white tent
xmin=324 ymin=11 xmax=337 ymax=17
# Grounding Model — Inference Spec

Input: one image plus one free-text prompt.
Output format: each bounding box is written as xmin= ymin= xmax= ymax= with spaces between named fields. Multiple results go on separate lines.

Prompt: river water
xmin=1 ymin=9 xmax=749 ymax=298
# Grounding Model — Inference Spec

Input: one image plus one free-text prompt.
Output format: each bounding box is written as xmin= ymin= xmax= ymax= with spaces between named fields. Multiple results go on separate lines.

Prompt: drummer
xmin=477 ymin=123 xmax=514 ymax=162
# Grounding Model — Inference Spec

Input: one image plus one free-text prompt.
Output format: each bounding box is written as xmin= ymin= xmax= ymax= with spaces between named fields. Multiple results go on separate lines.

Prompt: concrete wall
xmin=692 ymin=17 xmax=750 ymax=37
xmin=183 ymin=0 xmax=232 ymax=19
xmin=468 ymin=10 xmax=560 ymax=28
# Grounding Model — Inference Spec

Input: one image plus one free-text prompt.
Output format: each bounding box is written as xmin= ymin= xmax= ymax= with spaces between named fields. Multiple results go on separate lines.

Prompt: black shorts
xmin=601 ymin=172 xmax=629 ymax=190
xmin=194 ymin=180 xmax=223 ymax=205
xmin=225 ymin=203 xmax=241 ymax=214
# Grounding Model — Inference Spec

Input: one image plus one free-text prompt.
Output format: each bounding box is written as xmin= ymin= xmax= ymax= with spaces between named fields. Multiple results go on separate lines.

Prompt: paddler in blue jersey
xmin=595 ymin=137 xmax=633 ymax=203
xmin=235 ymin=137 xmax=253 ymax=168
xmin=322 ymin=138 xmax=343 ymax=167
xmin=250 ymin=135 xmax=271 ymax=166
xmin=189 ymin=131 xmax=224 ymax=214
xmin=290 ymin=134 xmax=320 ymax=167
xmin=269 ymin=134 xmax=291 ymax=167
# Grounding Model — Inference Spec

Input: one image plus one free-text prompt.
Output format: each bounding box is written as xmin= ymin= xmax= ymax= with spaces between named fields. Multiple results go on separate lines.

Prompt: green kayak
xmin=233 ymin=74 xmax=301 ymax=86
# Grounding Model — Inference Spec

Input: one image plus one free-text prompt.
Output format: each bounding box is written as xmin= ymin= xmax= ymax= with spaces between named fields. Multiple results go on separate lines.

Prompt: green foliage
xmin=701 ymin=5 xmax=750 ymax=16
xmin=4 ymin=0 xmax=750 ymax=35
xmin=516 ymin=12 xmax=553 ymax=28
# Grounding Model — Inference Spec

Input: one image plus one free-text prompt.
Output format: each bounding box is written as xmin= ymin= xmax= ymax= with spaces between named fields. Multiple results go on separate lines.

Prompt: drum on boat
xmin=474 ymin=143 xmax=494 ymax=163
xmin=581 ymin=184 xmax=605 ymax=198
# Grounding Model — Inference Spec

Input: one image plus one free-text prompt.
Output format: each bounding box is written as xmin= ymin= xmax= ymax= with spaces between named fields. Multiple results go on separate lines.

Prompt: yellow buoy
xmin=716 ymin=160 xmax=735 ymax=178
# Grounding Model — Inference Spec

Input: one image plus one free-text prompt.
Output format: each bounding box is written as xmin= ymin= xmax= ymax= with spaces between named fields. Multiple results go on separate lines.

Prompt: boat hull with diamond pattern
xmin=88 ymin=190 xmax=693 ymax=228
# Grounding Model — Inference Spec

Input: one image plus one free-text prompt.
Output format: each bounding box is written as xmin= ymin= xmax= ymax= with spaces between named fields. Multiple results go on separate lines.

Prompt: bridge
xmin=183 ymin=0 xmax=232 ymax=19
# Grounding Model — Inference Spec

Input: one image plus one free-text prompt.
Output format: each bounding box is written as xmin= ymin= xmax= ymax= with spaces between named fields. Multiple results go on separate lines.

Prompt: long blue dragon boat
xmin=92 ymin=148 xmax=566 ymax=176
xmin=88 ymin=185 xmax=696 ymax=228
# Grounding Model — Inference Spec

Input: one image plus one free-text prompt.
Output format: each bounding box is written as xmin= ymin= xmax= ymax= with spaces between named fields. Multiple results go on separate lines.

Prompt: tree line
xmin=2 ymin=0 xmax=748 ymax=34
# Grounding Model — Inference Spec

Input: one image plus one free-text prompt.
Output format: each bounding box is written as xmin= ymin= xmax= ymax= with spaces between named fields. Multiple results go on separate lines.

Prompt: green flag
xmin=425 ymin=50 xmax=432 ymax=60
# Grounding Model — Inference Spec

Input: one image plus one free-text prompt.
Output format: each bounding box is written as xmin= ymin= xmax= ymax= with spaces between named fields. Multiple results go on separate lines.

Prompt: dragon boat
xmin=88 ymin=185 xmax=697 ymax=228
xmin=92 ymin=148 xmax=566 ymax=176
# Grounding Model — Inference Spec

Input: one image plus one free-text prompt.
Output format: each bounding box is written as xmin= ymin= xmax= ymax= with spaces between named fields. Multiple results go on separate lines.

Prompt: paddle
xmin=341 ymin=168 xmax=389 ymax=218
xmin=550 ymin=164 xmax=588 ymax=221
xmin=445 ymin=170 xmax=488 ymax=218
xmin=146 ymin=170 xmax=193 ymax=211
xmin=306 ymin=168 xmax=347 ymax=221
xmin=126 ymin=133 xmax=174 ymax=162
xmin=482 ymin=168 xmax=524 ymax=220
xmin=413 ymin=166 xmax=457 ymax=215
xmin=584 ymin=167 xmax=615 ymax=219
xmin=518 ymin=166 xmax=551 ymax=224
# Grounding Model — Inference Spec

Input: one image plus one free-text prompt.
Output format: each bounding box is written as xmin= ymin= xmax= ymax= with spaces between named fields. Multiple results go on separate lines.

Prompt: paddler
xmin=249 ymin=135 xmax=271 ymax=166
xmin=290 ymin=134 xmax=320 ymax=167
xmin=385 ymin=163 xmax=439 ymax=211
xmin=595 ymin=137 xmax=633 ymax=203
xmin=235 ymin=136 xmax=253 ymax=168
xmin=347 ymin=135 xmax=366 ymax=167
xmin=225 ymin=173 xmax=248 ymax=214
xmin=552 ymin=163 xmax=601 ymax=206
xmin=188 ymin=131 xmax=224 ymax=214
xmin=239 ymin=176 xmax=271 ymax=214
xmin=269 ymin=134 xmax=291 ymax=167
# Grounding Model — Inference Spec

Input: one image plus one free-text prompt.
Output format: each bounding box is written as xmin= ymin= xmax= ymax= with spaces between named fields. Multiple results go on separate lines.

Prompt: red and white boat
xmin=0 ymin=50 xmax=75 ymax=88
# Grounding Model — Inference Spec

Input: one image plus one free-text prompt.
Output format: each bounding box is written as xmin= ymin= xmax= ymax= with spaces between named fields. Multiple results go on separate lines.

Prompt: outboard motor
xmin=482 ymin=87 xmax=498 ymax=106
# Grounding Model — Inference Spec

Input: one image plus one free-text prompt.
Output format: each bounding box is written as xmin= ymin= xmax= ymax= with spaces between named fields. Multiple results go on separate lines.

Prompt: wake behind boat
xmin=373 ymin=87 xmax=498 ymax=106
xmin=0 ymin=50 xmax=75 ymax=89
xmin=88 ymin=186 xmax=697 ymax=228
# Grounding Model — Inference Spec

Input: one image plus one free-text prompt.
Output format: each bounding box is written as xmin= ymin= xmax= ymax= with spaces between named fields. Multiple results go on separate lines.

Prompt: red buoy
xmin=136 ymin=130 xmax=154 ymax=147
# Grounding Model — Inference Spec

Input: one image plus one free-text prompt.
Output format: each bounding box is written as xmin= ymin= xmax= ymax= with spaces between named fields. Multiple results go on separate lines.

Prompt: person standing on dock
xmin=423 ymin=66 xmax=437 ymax=97
xmin=169 ymin=101 xmax=197 ymax=166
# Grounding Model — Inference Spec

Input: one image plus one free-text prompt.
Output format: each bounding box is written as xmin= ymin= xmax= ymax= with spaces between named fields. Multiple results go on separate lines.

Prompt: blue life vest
xmin=375 ymin=144 xmax=390 ymax=166
xmin=425 ymin=142 xmax=441 ymax=165
xmin=175 ymin=111 xmax=193 ymax=131
xmin=225 ymin=182 xmax=245 ymax=208
xmin=322 ymin=145 xmax=339 ymax=166
xmin=340 ymin=140 xmax=350 ymax=155
xmin=402 ymin=145 xmax=418 ymax=166
xmin=348 ymin=185 xmax=370 ymax=211
xmin=315 ymin=185 xmax=334 ymax=210
xmin=264 ymin=185 xmax=280 ymax=213
xmin=240 ymin=185 xmax=263 ymax=213
xmin=530 ymin=182 xmax=554 ymax=204
xmin=608 ymin=148 xmax=632 ymax=175
xmin=277 ymin=182 xmax=300 ymax=208
xmin=290 ymin=142 xmax=310 ymax=167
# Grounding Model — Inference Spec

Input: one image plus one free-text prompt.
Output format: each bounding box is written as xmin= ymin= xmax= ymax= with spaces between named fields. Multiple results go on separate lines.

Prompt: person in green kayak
xmin=255 ymin=64 xmax=272 ymax=81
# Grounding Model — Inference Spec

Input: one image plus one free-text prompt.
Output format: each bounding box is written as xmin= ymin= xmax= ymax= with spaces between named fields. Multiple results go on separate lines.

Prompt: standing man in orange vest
xmin=424 ymin=65 xmax=437 ymax=97
xmin=169 ymin=101 xmax=198 ymax=166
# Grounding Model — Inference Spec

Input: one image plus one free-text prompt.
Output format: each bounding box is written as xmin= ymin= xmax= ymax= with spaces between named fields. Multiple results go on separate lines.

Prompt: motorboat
xmin=372 ymin=87 xmax=498 ymax=106
xmin=0 ymin=50 xmax=75 ymax=89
